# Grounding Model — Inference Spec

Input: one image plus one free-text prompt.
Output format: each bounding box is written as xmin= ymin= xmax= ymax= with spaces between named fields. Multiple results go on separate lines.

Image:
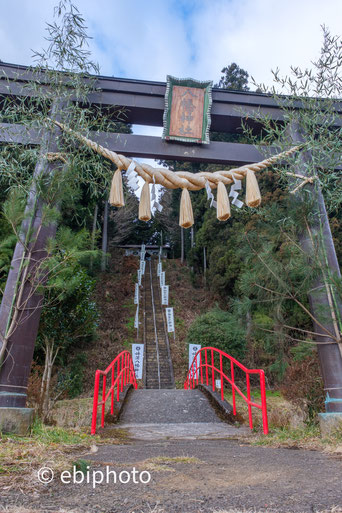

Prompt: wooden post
xmin=190 ymin=226 xmax=194 ymax=272
xmin=90 ymin=203 xmax=98 ymax=272
xmin=203 ymin=246 xmax=207 ymax=287
xmin=101 ymin=200 xmax=109 ymax=272
xmin=0 ymin=101 xmax=67 ymax=409
xmin=290 ymin=124 xmax=342 ymax=413
xmin=180 ymin=227 xmax=184 ymax=264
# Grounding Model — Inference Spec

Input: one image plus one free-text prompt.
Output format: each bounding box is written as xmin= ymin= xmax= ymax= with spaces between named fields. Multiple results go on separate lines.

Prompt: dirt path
xmin=1 ymin=438 xmax=341 ymax=513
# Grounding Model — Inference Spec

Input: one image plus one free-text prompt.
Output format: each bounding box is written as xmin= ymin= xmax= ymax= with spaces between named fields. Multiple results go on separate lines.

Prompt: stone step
xmin=120 ymin=389 xmax=223 ymax=424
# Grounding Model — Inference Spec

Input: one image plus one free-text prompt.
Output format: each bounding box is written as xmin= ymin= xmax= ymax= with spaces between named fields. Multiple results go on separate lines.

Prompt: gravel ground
xmin=1 ymin=438 xmax=341 ymax=513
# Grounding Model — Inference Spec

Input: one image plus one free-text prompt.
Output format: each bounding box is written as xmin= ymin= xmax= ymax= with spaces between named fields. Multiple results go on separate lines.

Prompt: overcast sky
xmin=1 ymin=0 xmax=342 ymax=87
xmin=1 ymin=0 xmax=341 ymax=155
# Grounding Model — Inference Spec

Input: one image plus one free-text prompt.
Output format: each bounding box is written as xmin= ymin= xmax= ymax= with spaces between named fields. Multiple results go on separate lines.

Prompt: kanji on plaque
xmin=169 ymin=86 xmax=204 ymax=140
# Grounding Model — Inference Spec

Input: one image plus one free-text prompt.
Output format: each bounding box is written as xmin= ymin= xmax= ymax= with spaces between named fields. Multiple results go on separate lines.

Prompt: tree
xmin=214 ymin=62 xmax=249 ymax=90
xmin=0 ymin=0 xmax=124 ymax=410
xmin=238 ymin=26 xmax=342 ymax=412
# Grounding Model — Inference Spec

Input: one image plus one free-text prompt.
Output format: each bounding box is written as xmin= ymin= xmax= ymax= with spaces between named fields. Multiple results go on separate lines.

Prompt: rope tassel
xmin=245 ymin=170 xmax=261 ymax=207
xmin=179 ymin=188 xmax=194 ymax=229
xmin=216 ymin=181 xmax=231 ymax=221
xmin=139 ymin=181 xmax=151 ymax=222
xmin=109 ymin=169 xmax=124 ymax=207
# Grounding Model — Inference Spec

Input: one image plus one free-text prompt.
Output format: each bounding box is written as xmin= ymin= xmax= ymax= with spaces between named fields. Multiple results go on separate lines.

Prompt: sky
xmin=0 ymin=0 xmax=341 ymax=181
xmin=1 ymin=0 xmax=342 ymax=87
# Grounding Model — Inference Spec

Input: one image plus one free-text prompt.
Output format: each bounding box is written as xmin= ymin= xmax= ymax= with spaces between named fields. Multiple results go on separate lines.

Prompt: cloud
xmin=1 ymin=0 xmax=342 ymax=87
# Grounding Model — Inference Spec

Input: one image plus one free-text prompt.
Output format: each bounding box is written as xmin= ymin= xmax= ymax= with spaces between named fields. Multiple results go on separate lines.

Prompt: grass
xmin=222 ymin=387 xmax=342 ymax=451
xmin=0 ymin=418 xmax=122 ymax=490
xmin=141 ymin=455 xmax=202 ymax=473
xmin=249 ymin=423 xmax=342 ymax=451
xmin=144 ymin=455 xmax=201 ymax=465
xmin=224 ymin=387 xmax=305 ymax=431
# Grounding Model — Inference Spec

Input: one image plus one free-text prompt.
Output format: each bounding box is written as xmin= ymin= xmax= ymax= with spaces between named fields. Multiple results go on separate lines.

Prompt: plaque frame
xmin=162 ymin=75 xmax=213 ymax=145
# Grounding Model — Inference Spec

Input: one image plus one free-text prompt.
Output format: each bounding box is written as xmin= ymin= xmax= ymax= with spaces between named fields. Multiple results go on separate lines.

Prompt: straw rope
xmin=49 ymin=118 xmax=303 ymax=191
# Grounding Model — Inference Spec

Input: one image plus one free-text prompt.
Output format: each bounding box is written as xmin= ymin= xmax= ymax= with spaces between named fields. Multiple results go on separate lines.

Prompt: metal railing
xmin=91 ymin=350 xmax=138 ymax=435
xmin=184 ymin=346 xmax=268 ymax=434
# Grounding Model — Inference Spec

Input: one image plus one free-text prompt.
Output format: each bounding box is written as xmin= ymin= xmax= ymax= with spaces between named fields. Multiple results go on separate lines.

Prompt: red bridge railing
xmin=184 ymin=346 xmax=268 ymax=434
xmin=91 ymin=350 xmax=138 ymax=435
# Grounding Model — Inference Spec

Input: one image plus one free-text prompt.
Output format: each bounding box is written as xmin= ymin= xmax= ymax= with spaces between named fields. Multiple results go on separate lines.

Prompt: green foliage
xmin=59 ymin=353 xmax=87 ymax=398
xmin=36 ymin=264 xmax=99 ymax=365
xmin=187 ymin=306 xmax=247 ymax=361
xmin=215 ymin=62 xmax=249 ymax=91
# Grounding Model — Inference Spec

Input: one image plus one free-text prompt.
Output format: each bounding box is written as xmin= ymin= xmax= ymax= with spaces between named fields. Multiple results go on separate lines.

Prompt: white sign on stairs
xmin=134 ymin=306 xmax=139 ymax=329
xmin=165 ymin=307 xmax=175 ymax=333
xmin=134 ymin=283 xmax=139 ymax=304
xmin=189 ymin=343 xmax=201 ymax=378
xmin=132 ymin=343 xmax=144 ymax=380
xmin=161 ymin=285 xmax=169 ymax=305
xmin=160 ymin=271 xmax=165 ymax=287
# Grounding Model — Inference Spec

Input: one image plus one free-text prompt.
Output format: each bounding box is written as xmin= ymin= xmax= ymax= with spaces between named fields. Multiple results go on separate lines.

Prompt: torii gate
xmin=0 ymin=61 xmax=341 ymax=433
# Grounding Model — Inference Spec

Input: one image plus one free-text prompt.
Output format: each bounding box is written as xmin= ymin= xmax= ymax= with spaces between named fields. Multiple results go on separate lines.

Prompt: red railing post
xmin=183 ymin=346 xmax=268 ymax=435
xmin=260 ymin=370 xmax=269 ymax=435
xmin=220 ymin=353 xmax=224 ymax=400
xmin=231 ymin=360 xmax=236 ymax=415
xmin=124 ymin=352 xmax=127 ymax=386
xmin=117 ymin=359 xmax=120 ymax=401
xmin=246 ymin=373 xmax=253 ymax=430
xmin=111 ymin=365 xmax=115 ymax=415
xmin=101 ymin=374 xmax=107 ymax=428
xmin=121 ymin=353 xmax=124 ymax=392
xmin=200 ymin=350 xmax=203 ymax=384
xmin=211 ymin=348 xmax=215 ymax=391
xmin=91 ymin=370 xmax=101 ymax=435
xmin=91 ymin=351 xmax=138 ymax=435
xmin=195 ymin=353 xmax=199 ymax=386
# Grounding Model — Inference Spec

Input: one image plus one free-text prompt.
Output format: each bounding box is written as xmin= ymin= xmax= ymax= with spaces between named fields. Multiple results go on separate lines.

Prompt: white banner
xmin=161 ymin=285 xmax=169 ymax=306
xmin=134 ymin=283 xmax=139 ymax=304
xmin=165 ymin=307 xmax=175 ymax=333
xmin=134 ymin=306 xmax=139 ymax=328
xmin=160 ymin=271 xmax=165 ymax=287
xmin=157 ymin=262 xmax=162 ymax=276
xmin=137 ymin=270 xmax=142 ymax=286
xmin=140 ymin=251 xmax=145 ymax=260
xmin=132 ymin=343 xmax=144 ymax=380
xmin=189 ymin=344 xmax=201 ymax=378
xmin=140 ymin=260 xmax=146 ymax=275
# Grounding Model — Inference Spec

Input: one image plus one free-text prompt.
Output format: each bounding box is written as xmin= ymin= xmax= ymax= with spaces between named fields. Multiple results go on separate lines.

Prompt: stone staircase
xmin=143 ymin=259 xmax=174 ymax=389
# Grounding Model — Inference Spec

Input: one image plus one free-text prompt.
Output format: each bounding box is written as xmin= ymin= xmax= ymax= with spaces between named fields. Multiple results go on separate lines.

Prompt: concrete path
xmin=108 ymin=389 xmax=247 ymax=440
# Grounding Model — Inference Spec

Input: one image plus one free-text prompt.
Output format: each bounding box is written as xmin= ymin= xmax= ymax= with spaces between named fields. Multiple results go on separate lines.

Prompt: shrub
xmin=186 ymin=307 xmax=247 ymax=361
xmin=280 ymin=353 xmax=324 ymax=424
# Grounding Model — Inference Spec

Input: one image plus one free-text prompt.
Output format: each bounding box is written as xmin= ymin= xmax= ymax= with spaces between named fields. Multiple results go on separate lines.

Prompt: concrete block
xmin=0 ymin=407 xmax=34 ymax=435
xmin=318 ymin=412 xmax=342 ymax=436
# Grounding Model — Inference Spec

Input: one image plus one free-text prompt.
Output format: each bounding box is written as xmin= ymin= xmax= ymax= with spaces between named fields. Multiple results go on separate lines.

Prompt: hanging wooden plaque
xmin=162 ymin=76 xmax=213 ymax=144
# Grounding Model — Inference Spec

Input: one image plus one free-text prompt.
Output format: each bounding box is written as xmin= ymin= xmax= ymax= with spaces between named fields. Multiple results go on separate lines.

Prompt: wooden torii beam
xmin=0 ymin=61 xmax=341 ymax=429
